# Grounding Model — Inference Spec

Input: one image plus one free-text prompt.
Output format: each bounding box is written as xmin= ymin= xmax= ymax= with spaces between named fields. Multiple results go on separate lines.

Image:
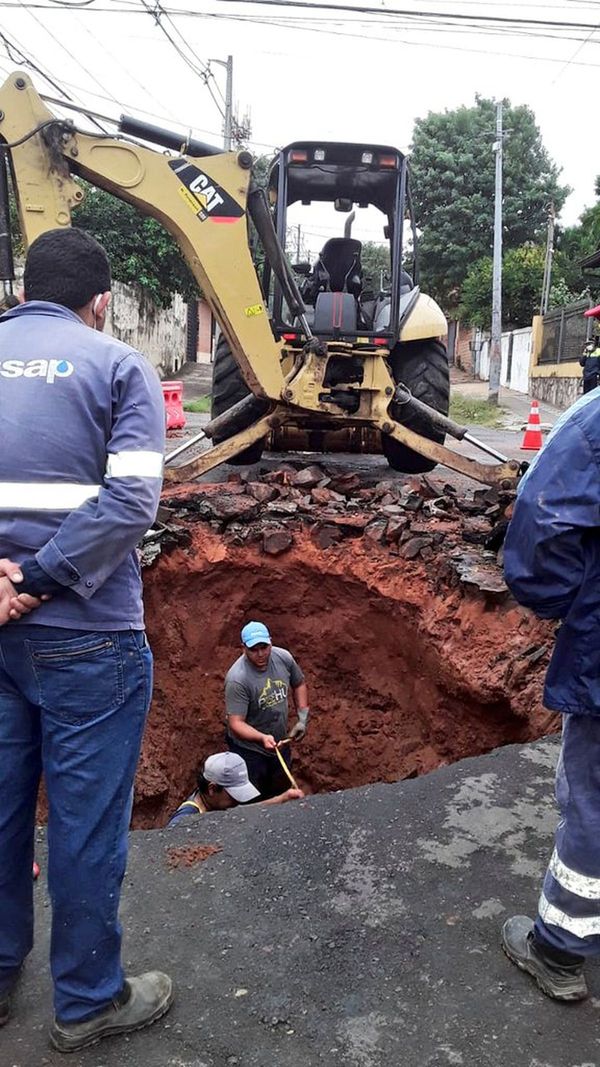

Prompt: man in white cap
xmin=167 ymin=752 xmax=302 ymax=826
xmin=225 ymin=621 xmax=310 ymax=798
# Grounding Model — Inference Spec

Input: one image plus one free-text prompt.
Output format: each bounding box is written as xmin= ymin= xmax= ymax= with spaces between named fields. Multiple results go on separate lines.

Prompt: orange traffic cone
xmin=521 ymin=399 xmax=543 ymax=451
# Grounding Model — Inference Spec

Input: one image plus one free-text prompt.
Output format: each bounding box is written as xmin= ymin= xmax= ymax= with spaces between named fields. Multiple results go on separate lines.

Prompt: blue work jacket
xmin=504 ymin=389 xmax=600 ymax=715
xmin=0 ymin=301 xmax=165 ymax=629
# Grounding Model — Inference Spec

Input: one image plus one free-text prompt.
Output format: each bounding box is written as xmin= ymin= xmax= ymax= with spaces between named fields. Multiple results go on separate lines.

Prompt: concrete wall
xmin=529 ymin=314 xmax=583 ymax=410
xmin=530 ymin=375 xmax=580 ymax=408
xmin=475 ymin=327 xmax=532 ymax=394
xmin=8 ymin=264 xmax=188 ymax=378
xmin=105 ymin=281 xmax=188 ymax=377
xmin=503 ymin=328 xmax=531 ymax=394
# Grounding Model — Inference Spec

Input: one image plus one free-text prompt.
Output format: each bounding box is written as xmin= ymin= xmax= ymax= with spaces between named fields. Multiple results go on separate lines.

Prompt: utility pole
xmin=540 ymin=202 xmax=555 ymax=315
xmin=223 ymin=54 xmax=233 ymax=150
xmin=296 ymin=224 xmax=301 ymax=261
xmin=488 ymin=100 xmax=503 ymax=405
xmin=209 ymin=55 xmax=233 ymax=149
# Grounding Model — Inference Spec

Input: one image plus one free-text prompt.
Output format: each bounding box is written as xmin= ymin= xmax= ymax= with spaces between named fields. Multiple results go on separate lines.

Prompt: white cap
xmin=203 ymin=752 xmax=260 ymax=803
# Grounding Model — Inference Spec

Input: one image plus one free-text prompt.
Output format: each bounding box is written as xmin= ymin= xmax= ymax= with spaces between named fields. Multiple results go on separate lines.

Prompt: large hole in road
xmin=134 ymin=521 xmax=557 ymax=829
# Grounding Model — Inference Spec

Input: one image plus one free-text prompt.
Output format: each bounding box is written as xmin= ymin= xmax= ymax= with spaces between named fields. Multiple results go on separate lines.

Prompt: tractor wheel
xmin=382 ymin=339 xmax=450 ymax=474
xmin=210 ymin=335 xmax=268 ymax=465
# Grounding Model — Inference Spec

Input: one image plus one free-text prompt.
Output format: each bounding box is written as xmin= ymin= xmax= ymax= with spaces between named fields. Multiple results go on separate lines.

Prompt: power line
xmin=71 ymin=3 xmax=183 ymax=122
xmin=138 ymin=0 xmax=225 ymax=118
xmin=0 ymin=26 xmax=109 ymax=131
xmin=170 ymin=9 xmax=600 ymax=67
xmin=14 ymin=0 xmax=119 ymax=125
xmin=0 ymin=47 xmax=281 ymax=150
xmin=3 ymin=0 xmax=600 ymax=32
xmin=4 ymin=1 xmax=600 ymax=51
xmin=207 ymin=0 xmax=600 ymax=32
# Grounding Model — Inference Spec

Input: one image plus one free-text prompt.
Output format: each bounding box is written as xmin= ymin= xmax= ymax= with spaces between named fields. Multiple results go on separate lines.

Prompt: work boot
xmin=49 ymin=971 xmax=173 ymax=1053
xmin=501 ymin=915 xmax=587 ymax=1002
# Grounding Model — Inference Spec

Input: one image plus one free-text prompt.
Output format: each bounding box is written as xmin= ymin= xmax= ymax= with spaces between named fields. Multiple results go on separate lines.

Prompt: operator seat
xmin=312 ymin=238 xmax=363 ymax=299
xmin=309 ymin=237 xmax=364 ymax=335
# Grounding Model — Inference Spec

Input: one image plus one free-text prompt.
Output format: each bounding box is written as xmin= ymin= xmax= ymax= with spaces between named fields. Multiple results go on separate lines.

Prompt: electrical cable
xmin=3 ymin=0 xmax=600 ymax=34
xmin=139 ymin=0 xmax=225 ymax=118
xmin=207 ymin=0 xmax=600 ymax=33
xmin=0 ymin=28 xmax=108 ymax=134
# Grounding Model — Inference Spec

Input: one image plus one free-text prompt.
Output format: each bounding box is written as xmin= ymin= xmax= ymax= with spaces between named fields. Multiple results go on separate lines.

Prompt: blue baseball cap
xmin=241 ymin=621 xmax=271 ymax=648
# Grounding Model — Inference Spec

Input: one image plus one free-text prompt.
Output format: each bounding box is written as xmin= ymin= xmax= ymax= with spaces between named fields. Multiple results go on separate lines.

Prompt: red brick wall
xmin=197 ymin=300 xmax=213 ymax=360
xmin=455 ymin=323 xmax=475 ymax=374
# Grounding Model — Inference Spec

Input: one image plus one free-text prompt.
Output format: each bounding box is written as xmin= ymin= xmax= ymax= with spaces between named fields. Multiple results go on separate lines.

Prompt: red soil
xmin=166 ymin=844 xmax=223 ymax=869
xmin=134 ymin=524 xmax=557 ymax=829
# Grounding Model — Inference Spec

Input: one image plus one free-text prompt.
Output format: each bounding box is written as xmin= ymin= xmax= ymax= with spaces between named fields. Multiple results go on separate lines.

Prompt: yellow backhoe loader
xmin=0 ymin=71 xmax=518 ymax=488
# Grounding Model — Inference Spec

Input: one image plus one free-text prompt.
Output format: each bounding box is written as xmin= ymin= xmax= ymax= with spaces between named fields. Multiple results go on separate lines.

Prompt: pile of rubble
xmin=149 ymin=463 xmax=515 ymax=600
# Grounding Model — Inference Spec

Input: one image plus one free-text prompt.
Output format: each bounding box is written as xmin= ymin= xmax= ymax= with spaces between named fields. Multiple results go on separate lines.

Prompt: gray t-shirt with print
xmin=225 ymin=646 xmax=305 ymax=754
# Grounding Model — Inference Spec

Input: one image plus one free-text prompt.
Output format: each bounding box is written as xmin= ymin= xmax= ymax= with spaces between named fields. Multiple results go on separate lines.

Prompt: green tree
xmin=72 ymin=183 xmax=199 ymax=309
xmin=410 ymin=96 xmax=569 ymax=311
xmin=554 ymin=175 xmax=600 ymax=302
xmin=361 ymin=241 xmax=391 ymax=290
xmin=458 ymin=244 xmax=574 ymax=329
xmin=9 ymin=150 xmax=274 ymax=309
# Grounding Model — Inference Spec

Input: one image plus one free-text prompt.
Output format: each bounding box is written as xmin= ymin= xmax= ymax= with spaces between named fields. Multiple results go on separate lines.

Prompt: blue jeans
xmin=0 ymin=624 xmax=152 ymax=1022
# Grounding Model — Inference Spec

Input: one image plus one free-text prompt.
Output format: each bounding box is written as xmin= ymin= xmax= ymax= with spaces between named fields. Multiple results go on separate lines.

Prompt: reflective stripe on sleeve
xmin=549 ymin=848 xmax=600 ymax=900
xmin=538 ymin=891 xmax=600 ymax=938
xmin=105 ymin=451 xmax=164 ymax=478
xmin=0 ymin=482 xmax=101 ymax=511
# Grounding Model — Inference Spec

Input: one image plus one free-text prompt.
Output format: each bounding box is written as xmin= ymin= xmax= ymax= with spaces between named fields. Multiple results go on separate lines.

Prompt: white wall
xmin=105 ymin=281 xmax=187 ymax=377
xmin=9 ymin=265 xmax=188 ymax=378
xmin=474 ymin=327 xmax=531 ymax=394
xmin=506 ymin=328 xmax=531 ymax=394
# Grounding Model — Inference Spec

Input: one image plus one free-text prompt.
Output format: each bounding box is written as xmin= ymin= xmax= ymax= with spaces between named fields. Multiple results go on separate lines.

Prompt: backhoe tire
xmin=382 ymin=339 xmax=450 ymax=474
xmin=210 ymin=335 xmax=267 ymax=465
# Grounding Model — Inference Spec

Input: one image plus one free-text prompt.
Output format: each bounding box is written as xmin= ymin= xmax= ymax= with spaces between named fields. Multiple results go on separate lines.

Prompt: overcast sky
xmin=0 ymin=0 xmax=596 ymax=256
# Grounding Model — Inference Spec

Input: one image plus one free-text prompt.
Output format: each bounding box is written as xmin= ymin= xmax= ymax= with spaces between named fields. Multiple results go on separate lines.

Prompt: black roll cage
xmin=262 ymin=141 xmax=416 ymax=343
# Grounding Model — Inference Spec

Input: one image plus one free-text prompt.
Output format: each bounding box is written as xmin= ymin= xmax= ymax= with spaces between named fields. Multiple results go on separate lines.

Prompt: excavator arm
xmin=0 ymin=71 xmax=519 ymax=489
xmin=0 ymin=71 xmax=284 ymax=401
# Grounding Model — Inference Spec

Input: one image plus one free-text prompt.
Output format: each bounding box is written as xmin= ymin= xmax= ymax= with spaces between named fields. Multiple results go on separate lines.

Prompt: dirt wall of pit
xmin=135 ymin=524 xmax=557 ymax=828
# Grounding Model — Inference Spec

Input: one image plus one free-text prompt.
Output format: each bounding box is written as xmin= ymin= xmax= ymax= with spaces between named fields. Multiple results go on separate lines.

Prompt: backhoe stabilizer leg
xmin=163 ymin=413 xmax=277 ymax=484
xmin=379 ymin=418 xmax=519 ymax=488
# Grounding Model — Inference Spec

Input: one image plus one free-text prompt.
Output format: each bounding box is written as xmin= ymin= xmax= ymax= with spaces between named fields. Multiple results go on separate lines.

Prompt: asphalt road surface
xmin=6 ymin=737 xmax=600 ymax=1067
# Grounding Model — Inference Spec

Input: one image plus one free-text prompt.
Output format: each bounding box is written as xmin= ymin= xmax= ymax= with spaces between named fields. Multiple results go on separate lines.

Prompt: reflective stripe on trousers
xmin=535 ymin=714 xmax=600 ymax=956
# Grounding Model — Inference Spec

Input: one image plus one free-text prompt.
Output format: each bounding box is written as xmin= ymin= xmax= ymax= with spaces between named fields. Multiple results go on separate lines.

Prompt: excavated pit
xmin=134 ymin=468 xmax=557 ymax=828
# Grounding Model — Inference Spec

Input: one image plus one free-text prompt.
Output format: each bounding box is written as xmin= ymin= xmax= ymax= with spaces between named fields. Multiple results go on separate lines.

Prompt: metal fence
xmin=539 ymin=299 xmax=592 ymax=365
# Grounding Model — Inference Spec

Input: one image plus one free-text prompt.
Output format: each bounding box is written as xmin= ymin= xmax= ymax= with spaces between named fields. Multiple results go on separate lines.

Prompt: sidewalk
xmin=450 ymin=376 xmax=562 ymax=430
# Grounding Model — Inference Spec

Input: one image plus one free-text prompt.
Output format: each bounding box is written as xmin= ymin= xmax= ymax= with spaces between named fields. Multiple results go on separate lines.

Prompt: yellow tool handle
xmin=275 ymin=744 xmax=300 ymax=792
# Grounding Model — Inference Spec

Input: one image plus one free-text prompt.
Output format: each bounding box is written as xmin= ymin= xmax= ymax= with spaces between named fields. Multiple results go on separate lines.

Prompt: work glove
xmin=290 ymin=708 xmax=309 ymax=740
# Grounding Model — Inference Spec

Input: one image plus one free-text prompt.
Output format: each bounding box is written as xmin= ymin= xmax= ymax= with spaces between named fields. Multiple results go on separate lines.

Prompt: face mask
xmin=92 ymin=294 xmax=102 ymax=328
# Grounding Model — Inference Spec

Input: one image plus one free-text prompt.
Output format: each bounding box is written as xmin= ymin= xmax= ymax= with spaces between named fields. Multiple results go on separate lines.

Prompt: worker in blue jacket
xmin=501 ymin=389 xmax=600 ymax=1003
xmin=0 ymin=229 xmax=172 ymax=1052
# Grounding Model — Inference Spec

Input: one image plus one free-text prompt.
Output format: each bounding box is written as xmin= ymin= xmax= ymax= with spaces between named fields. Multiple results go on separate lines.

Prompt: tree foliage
xmin=458 ymin=244 xmax=572 ymax=329
xmin=410 ymin=96 xmax=569 ymax=311
xmin=72 ymin=183 xmax=199 ymax=309
xmin=8 ymin=149 xmax=275 ymax=309
xmin=554 ymin=175 xmax=600 ymax=302
xmin=361 ymin=242 xmax=391 ymax=290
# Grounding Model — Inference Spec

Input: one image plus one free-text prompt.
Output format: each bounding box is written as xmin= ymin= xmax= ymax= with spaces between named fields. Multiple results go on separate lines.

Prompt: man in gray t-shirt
xmin=225 ymin=621 xmax=310 ymax=798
